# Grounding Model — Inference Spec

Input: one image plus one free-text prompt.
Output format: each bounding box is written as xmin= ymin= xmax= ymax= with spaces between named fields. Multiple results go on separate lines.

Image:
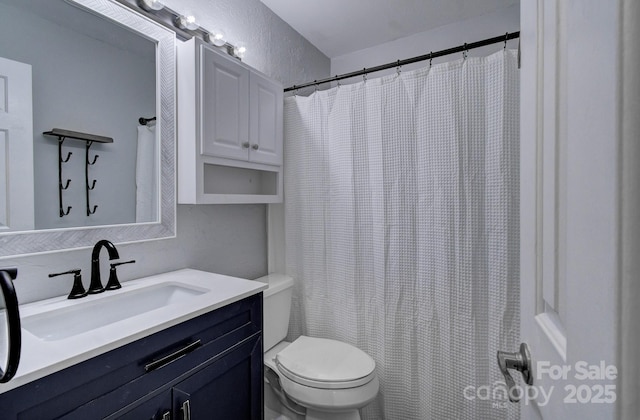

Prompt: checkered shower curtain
xmin=284 ymin=50 xmax=520 ymax=420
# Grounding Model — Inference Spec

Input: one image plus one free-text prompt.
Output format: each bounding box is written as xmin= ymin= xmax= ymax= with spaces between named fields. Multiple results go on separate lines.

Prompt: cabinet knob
xmin=251 ymin=144 xmax=260 ymax=150
xmin=242 ymin=142 xmax=250 ymax=149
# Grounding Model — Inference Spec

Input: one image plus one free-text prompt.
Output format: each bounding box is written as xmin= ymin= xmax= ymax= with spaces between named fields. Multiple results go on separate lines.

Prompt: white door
xmin=249 ymin=71 xmax=283 ymax=166
xmin=0 ymin=56 xmax=34 ymax=232
xmin=514 ymin=0 xmax=622 ymax=418
xmin=199 ymin=42 xmax=250 ymax=162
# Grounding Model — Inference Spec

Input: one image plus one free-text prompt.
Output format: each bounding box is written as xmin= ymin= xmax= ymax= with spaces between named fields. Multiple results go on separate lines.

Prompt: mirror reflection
xmin=0 ymin=0 xmax=157 ymax=232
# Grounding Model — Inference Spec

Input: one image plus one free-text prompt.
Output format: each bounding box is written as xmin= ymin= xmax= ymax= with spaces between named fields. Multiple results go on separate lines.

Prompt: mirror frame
xmin=0 ymin=0 xmax=176 ymax=258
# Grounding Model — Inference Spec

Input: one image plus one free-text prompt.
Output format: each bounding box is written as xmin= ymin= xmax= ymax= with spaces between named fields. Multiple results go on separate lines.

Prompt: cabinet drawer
xmin=0 ymin=293 xmax=262 ymax=419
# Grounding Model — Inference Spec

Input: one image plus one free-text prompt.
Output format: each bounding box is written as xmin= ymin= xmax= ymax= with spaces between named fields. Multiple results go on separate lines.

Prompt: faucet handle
xmin=105 ymin=260 xmax=135 ymax=290
xmin=49 ymin=269 xmax=87 ymax=299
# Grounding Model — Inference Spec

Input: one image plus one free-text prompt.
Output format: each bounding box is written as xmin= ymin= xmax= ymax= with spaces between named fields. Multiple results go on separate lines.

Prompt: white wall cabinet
xmin=178 ymin=38 xmax=283 ymax=204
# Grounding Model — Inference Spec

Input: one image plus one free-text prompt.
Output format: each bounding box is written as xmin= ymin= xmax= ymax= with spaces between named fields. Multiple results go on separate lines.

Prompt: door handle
xmin=497 ymin=343 xmax=533 ymax=402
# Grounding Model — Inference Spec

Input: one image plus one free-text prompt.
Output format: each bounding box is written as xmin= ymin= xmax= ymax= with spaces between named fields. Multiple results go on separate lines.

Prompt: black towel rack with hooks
xmin=43 ymin=128 xmax=113 ymax=218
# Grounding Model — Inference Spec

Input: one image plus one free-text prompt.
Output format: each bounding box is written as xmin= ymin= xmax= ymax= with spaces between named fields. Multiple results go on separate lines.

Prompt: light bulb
xmin=233 ymin=43 xmax=247 ymax=59
xmin=205 ymin=30 xmax=226 ymax=47
xmin=175 ymin=13 xmax=199 ymax=31
xmin=138 ymin=0 xmax=163 ymax=11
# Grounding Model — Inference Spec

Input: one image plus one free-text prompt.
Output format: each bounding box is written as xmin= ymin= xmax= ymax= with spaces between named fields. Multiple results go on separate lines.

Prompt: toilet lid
xmin=275 ymin=336 xmax=376 ymax=389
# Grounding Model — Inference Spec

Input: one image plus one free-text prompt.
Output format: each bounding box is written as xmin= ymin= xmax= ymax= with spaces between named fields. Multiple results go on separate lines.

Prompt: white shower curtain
xmin=284 ymin=50 xmax=520 ymax=420
xmin=136 ymin=124 xmax=157 ymax=223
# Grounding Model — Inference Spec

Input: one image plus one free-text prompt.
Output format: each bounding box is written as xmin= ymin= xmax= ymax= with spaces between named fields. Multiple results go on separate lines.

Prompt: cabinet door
xmin=59 ymin=390 xmax=172 ymax=420
xmin=105 ymin=392 xmax=172 ymax=420
xmin=172 ymin=334 xmax=263 ymax=420
xmin=249 ymin=72 xmax=283 ymax=166
xmin=200 ymin=44 xmax=250 ymax=161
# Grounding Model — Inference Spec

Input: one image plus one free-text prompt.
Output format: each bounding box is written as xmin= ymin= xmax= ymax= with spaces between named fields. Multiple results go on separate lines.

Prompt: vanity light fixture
xmin=204 ymin=30 xmax=226 ymax=47
xmin=119 ymin=0 xmax=248 ymax=60
xmin=175 ymin=12 xmax=199 ymax=31
xmin=137 ymin=0 xmax=163 ymax=12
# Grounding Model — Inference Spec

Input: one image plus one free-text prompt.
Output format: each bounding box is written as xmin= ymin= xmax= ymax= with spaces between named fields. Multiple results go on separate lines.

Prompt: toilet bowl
xmin=259 ymin=274 xmax=379 ymax=420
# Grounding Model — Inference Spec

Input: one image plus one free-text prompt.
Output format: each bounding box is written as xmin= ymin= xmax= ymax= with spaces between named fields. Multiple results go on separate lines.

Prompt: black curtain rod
xmin=284 ymin=31 xmax=520 ymax=92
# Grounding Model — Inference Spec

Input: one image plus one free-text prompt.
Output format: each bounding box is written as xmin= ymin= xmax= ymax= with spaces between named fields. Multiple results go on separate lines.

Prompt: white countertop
xmin=0 ymin=268 xmax=267 ymax=393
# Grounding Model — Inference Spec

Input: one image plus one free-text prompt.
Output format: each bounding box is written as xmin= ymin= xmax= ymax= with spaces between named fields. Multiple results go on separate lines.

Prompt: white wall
xmin=331 ymin=4 xmax=520 ymax=85
xmin=0 ymin=0 xmax=329 ymax=304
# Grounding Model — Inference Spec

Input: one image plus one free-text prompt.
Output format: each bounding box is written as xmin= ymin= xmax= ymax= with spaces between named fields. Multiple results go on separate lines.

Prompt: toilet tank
xmin=256 ymin=274 xmax=294 ymax=352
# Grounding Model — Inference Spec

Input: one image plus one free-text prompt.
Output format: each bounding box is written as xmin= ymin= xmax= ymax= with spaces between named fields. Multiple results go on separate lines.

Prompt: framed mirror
xmin=0 ymin=0 xmax=176 ymax=257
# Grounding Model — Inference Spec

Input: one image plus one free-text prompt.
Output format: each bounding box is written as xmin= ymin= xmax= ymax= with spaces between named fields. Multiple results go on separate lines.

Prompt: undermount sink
xmin=22 ymin=282 xmax=208 ymax=341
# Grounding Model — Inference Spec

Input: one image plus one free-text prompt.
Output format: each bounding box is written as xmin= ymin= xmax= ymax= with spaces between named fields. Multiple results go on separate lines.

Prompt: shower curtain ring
xmin=363 ymin=69 xmax=367 ymax=83
xmin=463 ymin=43 xmax=468 ymax=60
xmin=504 ymin=32 xmax=509 ymax=49
xmin=429 ymin=52 xmax=433 ymax=68
xmin=396 ymin=60 xmax=401 ymax=75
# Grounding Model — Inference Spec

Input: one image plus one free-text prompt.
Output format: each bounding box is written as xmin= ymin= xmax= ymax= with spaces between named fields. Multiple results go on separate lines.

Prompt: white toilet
xmin=259 ymin=274 xmax=379 ymax=420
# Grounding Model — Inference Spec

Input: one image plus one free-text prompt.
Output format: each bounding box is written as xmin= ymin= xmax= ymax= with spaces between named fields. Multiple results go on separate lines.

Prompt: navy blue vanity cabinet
xmin=0 ymin=293 xmax=263 ymax=420
xmin=170 ymin=333 xmax=262 ymax=419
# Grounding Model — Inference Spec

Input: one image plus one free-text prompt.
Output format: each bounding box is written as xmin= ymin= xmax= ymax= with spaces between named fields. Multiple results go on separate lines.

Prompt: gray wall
xmin=0 ymin=2 xmax=156 ymax=229
xmin=1 ymin=0 xmax=329 ymax=304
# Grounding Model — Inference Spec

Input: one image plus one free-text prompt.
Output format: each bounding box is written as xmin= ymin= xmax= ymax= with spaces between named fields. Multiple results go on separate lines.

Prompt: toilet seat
xmin=275 ymin=336 xmax=376 ymax=390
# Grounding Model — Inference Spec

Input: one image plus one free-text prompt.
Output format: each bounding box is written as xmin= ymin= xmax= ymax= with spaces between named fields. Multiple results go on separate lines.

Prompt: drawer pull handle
xmin=145 ymin=340 xmax=202 ymax=372
xmin=181 ymin=399 xmax=191 ymax=420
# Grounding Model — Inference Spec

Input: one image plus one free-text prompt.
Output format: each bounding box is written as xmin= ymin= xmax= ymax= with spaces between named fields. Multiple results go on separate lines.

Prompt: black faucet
xmin=89 ymin=240 xmax=120 ymax=294
xmin=49 ymin=269 xmax=87 ymax=299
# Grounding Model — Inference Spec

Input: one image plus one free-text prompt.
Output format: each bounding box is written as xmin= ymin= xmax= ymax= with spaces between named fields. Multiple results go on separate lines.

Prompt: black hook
xmin=88 ymin=154 xmax=99 ymax=165
xmin=430 ymin=52 xmax=433 ymax=67
xmin=88 ymin=205 xmax=98 ymax=215
xmin=396 ymin=60 xmax=401 ymax=75
xmin=88 ymin=179 xmax=97 ymax=190
xmin=504 ymin=32 xmax=509 ymax=49
xmin=57 ymin=135 xmax=71 ymax=218
xmin=463 ymin=43 xmax=468 ymax=59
